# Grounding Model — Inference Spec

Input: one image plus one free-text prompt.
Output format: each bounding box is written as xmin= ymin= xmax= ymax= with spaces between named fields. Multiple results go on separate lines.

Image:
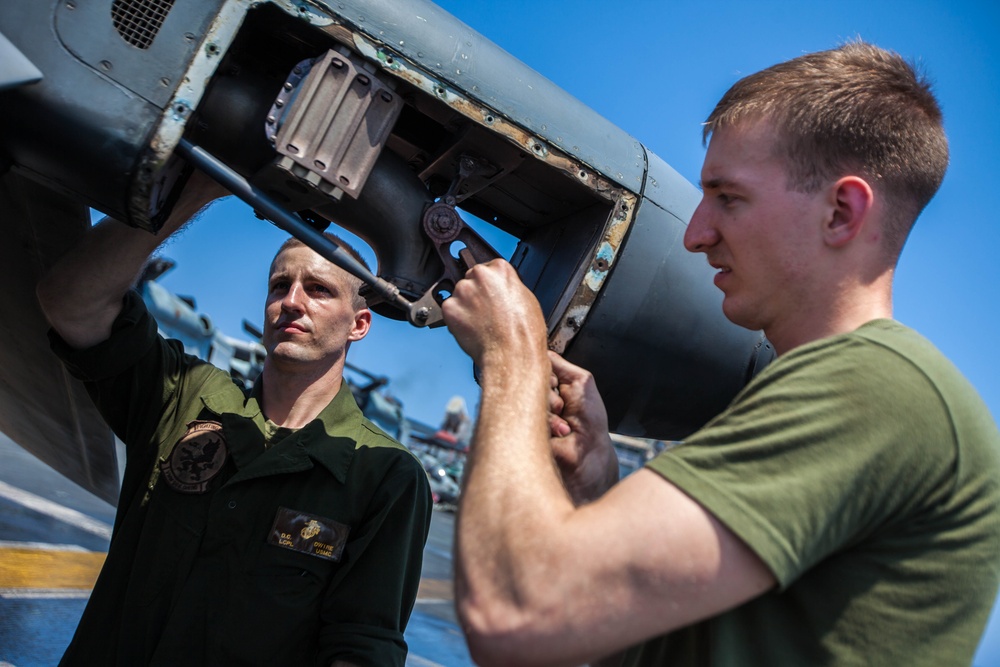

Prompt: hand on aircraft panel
xmin=165 ymin=169 xmax=231 ymax=232
xmin=441 ymin=259 xmax=548 ymax=368
xmin=547 ymin=351 xmax=619 ymax=506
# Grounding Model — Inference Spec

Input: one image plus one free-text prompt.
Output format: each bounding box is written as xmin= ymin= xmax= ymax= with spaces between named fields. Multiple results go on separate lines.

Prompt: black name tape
xmin=268 ymin=506 xmax=350 ymax=562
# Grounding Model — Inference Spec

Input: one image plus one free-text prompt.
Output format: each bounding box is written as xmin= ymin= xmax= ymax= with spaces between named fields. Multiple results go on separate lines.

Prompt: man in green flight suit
xmin=36 ymin=173 xmax=432 ymax=666
xmin=442 ymin=41 xmax=1000 ymax=666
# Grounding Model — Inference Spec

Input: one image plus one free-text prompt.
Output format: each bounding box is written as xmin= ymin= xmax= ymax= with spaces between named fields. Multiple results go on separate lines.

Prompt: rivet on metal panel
xmin=287 ymin=144 xmax=300 ymax=154
xmin=206 ymin=43 xmax=220 ymax=57
xmin=66 ymin=1 xmax=76 ymax=9
xmin=159 ymin=77 xmax=170 ymax=87
xmin=100 ymin=60 xmax=112 ymax=71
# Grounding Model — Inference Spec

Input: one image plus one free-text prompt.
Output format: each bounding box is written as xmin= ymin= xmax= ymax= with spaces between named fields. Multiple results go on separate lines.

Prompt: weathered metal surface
xmin=267 ymin=48 xmax=403 ymax=201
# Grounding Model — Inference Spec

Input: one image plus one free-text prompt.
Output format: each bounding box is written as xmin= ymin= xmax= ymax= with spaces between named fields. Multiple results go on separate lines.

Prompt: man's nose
xmin=281 ymin=283 xmax=305 ymax=310
xmin=683 ymin=199 xmax=719 ymax=253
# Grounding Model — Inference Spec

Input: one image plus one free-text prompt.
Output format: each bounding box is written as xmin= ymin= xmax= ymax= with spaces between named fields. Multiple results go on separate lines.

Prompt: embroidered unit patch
xmin=159 ymin=420 xmax=228 ymax=493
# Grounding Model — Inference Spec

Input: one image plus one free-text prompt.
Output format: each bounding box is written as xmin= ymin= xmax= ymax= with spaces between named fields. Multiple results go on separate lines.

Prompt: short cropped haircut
xmin=703 ymin=40 xmax=949 ymax=257
xmin=270 ymin=233 xmax=371 ymax=311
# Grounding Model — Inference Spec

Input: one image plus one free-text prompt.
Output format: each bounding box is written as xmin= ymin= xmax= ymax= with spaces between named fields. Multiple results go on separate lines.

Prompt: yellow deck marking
xmin=0 ymin=547 xmax=106 ymax=589
xmin=0 ymin=547 xmax=449 ymax=601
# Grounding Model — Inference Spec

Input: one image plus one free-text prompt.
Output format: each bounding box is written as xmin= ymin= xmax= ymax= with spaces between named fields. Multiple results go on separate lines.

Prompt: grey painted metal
xmin=642 ymin=149 xmax=703 ymax=218
xmin=330 ymin=0 xmax=647 ymax=192
xmin=0 ymin=31 xmax=42 ymax=91
xmin=0 ymin=172 xmax=119 ymax=504
xmin=53 ymin=0 xmax=223 ymax=108
xmin=0 ymin=2 xmax=163 ymax=221
xmin=564 ymin=193 xmax=774 ymax=439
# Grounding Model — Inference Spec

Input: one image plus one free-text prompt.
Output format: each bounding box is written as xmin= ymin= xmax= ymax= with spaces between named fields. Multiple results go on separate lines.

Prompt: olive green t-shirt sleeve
xmin=647 ymin=332 xmax=957 ymax=589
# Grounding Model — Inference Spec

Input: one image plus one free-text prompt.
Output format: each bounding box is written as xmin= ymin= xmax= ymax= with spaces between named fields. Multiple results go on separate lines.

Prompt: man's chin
xmin=721 ymin=300 xmax=760 ymax=332
xmin=267 ymin=345 xmax=313 ymax=365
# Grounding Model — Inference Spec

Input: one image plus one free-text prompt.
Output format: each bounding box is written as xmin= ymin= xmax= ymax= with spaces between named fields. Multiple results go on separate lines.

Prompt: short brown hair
xmin=703 ymin=41 xmax=948 ymax=256
xmin=270 ymin=233 xmax=371 ymax=310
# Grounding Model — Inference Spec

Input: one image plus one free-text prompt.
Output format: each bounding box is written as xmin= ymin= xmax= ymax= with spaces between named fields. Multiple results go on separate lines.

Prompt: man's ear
xmin=824 ymin=176 xmax=874 ymax=248
xmin=349 ymin=308 xmax=372 ymax=342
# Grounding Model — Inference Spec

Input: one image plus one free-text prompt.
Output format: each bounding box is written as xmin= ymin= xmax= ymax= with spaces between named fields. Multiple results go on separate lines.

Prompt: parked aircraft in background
xmin=139 ymin=257 xmax=266 ymax=388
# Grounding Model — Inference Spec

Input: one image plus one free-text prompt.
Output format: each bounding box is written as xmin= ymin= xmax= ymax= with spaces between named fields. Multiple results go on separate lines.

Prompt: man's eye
xmin=718 ymin=193 xmax=735 ymax=205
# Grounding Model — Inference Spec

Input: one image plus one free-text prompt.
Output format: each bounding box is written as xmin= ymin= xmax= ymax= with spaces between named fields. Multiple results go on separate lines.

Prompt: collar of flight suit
xmin=197 ymin=379 xmax=364 ymax=485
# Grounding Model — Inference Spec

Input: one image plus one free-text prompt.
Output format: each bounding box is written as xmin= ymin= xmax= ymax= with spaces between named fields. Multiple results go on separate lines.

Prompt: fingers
xmin=443 ymin=259 xmax=548 ymax=366
xmin=549 ymin=413 xmax=572 ymax=438
xmin=548 ymin=349 xmax=591 ymax=386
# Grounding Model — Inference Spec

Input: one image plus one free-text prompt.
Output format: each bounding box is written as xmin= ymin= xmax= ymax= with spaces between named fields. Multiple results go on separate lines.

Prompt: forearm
xmin=36 ymin=179 xmax=218 ymax=349
xmin=37 ymin=218 xmax=165 ymax=348
xmin=455 ymin=346 xmax=581 ymax=662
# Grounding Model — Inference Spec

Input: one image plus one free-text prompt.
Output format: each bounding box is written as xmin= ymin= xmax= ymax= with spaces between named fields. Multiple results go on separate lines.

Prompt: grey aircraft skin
xmin=0 ymin=0 xmax=773 ymax=503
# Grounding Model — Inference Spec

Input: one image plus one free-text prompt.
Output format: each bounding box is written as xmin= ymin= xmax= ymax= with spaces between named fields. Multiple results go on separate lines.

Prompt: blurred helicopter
xmin=139 ymin=256 xmax=266 ymax=389
xmin=0 ymin=0 xmax=773 ymax=502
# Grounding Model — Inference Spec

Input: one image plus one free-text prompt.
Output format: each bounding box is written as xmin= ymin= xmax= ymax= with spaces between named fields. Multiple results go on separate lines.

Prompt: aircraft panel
xmin=0 ymin=172 xmax=118 ymax=504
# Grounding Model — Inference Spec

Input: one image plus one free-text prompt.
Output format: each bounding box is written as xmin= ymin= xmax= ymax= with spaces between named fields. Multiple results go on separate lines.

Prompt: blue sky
xmin=155 ymin=1 xmax=1000 ymax=660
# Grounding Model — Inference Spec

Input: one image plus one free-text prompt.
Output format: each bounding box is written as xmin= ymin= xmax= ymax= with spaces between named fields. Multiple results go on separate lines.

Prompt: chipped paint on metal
xmin=147 ymin=1 xmax=252 ymax=162
xmin=347 ymin=32 xmax=624 ymax=202
xmin=549 ymin=191 xmax=636 ymax=353
xmin=137 ymin=0 xmax=641 ymax=352
xmin=134 ymin=0 xmax=255 ymax=228
xmin=342 ymin=24 xmax=641 ymax=351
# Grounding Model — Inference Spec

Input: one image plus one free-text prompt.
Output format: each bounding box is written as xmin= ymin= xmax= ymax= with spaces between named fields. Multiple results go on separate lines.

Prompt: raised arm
xmin=36 ymin=171 xmax=226 ymax=349
xmin=442 ymin=260 xmax=775 ymax=667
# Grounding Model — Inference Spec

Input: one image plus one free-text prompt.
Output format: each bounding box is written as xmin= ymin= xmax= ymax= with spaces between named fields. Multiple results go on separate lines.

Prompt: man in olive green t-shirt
xmin=442 ymin=42 xmax=1000 ymax=666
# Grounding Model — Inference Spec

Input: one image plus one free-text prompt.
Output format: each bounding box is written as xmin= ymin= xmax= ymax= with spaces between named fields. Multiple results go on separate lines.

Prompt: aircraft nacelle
xmin=0 ymin=0 xmax=772 ymax=501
